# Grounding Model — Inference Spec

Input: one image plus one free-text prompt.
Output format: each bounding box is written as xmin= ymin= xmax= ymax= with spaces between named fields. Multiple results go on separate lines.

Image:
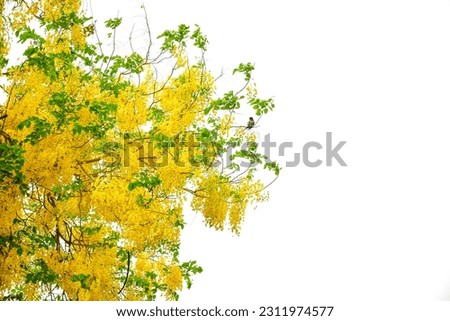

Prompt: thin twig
xmin=118 ymin=251 xmax=131 ymax=295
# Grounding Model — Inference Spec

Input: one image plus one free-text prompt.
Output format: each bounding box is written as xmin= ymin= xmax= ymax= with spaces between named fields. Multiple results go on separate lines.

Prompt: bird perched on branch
xmin=246 ymin=117 xmax=255 ymax=129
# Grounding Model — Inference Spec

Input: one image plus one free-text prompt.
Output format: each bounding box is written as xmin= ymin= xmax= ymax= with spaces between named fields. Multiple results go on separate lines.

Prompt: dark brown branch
xmin=0 ymin=130 xmax=11 ymax=143
xmin=78 ymin=158 xmax=101 ymax=164
xmin=118 ymin=251 xmax=131 ymax=295
xmin=183 ymin=187 xmax=207 ymax=198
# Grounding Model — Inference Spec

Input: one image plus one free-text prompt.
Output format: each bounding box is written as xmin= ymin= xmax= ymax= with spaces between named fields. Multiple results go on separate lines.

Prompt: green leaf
xmin=70 ymin=274 xmax=91 ymax=289
xmin=15 ymin=26 xmax=45 ymax=45
xmin=105 ymin=17 xmax=122 ymax=29
xmin=233 ymin=62 xmax=255 ymax=81
xmin=17 ymin=119 xmax=32 ymax=130
xmin=248 ymin=97 xmax=275 ymax=115
xmin=18 ymin=117 xmax=53 ymax=145
xmin=128 ymin=172 xmax=162 ymax=191
xmin=264 ymin=161 xmax=281 ymax=176
xmin=207 ymin=91 xmax=241 ymax=114
xmin=158 ymin=24 xmax=191 ymax=50
xmin=190 ymin=25 xmax=208 ymax=50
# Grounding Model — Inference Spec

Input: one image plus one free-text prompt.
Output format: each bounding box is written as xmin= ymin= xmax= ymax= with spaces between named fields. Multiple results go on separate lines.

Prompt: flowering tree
xmin=0 ymin=0 xmax=279 ymax=300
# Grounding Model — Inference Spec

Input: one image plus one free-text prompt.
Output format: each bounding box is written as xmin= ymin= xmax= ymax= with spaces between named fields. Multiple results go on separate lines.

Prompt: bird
xmin=246 ymin=117 xmax=255 ymax=129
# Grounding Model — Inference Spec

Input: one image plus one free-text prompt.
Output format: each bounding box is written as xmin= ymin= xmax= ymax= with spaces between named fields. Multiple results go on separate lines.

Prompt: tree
xmin=0 ymin=0 xmax=279 ymax=300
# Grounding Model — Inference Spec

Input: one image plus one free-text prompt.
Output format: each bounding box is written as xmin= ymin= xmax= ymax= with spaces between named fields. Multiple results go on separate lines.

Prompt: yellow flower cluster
xmin=165 ymin=265 xmax=183 ymax=292
xmin=0 ymin=0 xmax=9 ymax=58
xmin=157 ymin=66 xmax=214 ymax=137
xmin=43 ymin=0 xmax=80 ymax=21
xmin=117 ymin=85 xmax=148 ymax=133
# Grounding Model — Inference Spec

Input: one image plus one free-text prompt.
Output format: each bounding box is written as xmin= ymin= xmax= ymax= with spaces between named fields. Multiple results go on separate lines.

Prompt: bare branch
xmin=118 ymin=251 xmax=131 ymax=295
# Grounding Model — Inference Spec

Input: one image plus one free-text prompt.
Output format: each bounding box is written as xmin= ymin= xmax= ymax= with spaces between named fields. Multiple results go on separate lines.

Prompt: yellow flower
xmin=165 ymin=265 xmax=183 ymax=291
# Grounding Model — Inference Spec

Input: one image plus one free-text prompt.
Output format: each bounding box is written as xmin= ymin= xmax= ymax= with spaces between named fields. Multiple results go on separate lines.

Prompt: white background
xmin=5 ymin=0 xmax=450 ymax=320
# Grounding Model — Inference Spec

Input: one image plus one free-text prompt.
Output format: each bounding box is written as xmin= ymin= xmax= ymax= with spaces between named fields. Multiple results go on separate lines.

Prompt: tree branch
xmin=118 ymin=251 xmax=131 ymax=295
